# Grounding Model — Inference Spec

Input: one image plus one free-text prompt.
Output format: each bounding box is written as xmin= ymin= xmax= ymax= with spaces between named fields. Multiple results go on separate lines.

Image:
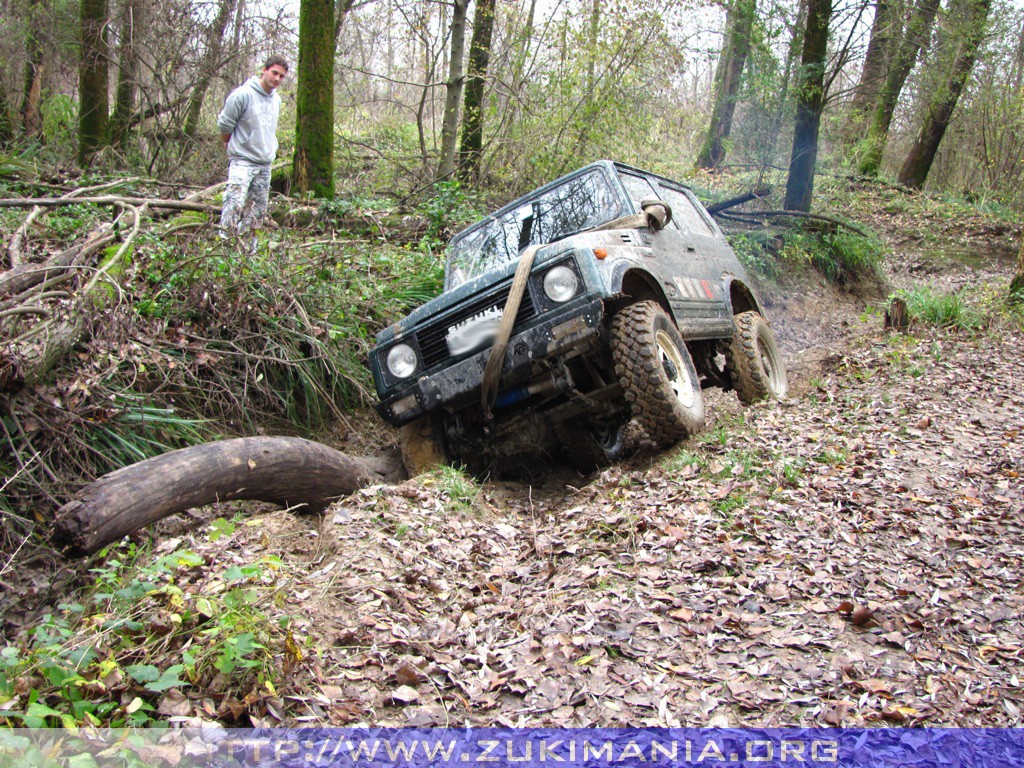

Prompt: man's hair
xmin=263 ymin=55 xmax=288 ymax=72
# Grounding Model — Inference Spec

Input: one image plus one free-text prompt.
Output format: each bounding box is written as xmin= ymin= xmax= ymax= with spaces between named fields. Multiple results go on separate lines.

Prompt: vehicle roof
xmin=450 ymin=161 xmax=695 ymax=244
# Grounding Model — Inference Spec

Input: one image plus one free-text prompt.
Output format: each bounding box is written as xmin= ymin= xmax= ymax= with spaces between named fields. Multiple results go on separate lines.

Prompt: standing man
xmin=217 ymin=55 xmax=288 ymax=236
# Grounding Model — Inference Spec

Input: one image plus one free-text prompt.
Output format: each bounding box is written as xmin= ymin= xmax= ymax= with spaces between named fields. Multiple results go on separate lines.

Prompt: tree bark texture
xmin=21 ymin=0 xmax=47 ymax=140
xmin=183 ymin=0 xmax=236 ymax=139
xmin=78 ymin=0 xmax=110 ymax=166
xmin=784 ymin=0 xmax=832 ymax=212
xmin=53 ymin=437 xmax=406 ymax=555
xmin=293 ymin=0 xmax=335 ymax=198
xmin=0 ymin=85 xmax=12 ymax=147
xmin=110 ymin=0 xmax=144 ymax=146
xmin=857 ymin=0 xmax=941 ymax=176
xmin=695 ymin=0 xmax=756 ymax=170
xmin=438 ymin=0 xmax=469 ymax=179
xmin=1011 ymin=235 xmax=1024 ymax=296
xmin=333 ymin=0 xmax=357 ymax=52
xmin=849 ymin=0 xmax=895 ymax=121
xmin=458 ymin=0 xmax=496 ymax=181
xmin=897 ymin=0 xmax=993 ymax=189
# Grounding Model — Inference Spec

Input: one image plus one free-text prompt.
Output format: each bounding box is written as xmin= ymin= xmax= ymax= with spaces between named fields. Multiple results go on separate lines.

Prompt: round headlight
xmin=543 ymin=265 xmax=579 ymax=303
xmin=386 ymin=343 xmax=418 ymax=379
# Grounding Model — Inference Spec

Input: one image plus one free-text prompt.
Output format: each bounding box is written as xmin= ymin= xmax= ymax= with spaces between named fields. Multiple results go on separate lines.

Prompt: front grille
xmin=416 ymin=284 xmax=538 ymax=368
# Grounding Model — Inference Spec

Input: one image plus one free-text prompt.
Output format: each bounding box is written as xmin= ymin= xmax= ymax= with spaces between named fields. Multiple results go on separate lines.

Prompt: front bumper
xmin=377 ymin=298 xmax=605 ymax=426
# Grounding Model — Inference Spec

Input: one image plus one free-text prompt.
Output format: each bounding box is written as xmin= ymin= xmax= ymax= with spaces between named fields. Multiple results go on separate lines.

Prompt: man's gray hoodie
xmin=217 ymin=77 xmax=281 ymax=164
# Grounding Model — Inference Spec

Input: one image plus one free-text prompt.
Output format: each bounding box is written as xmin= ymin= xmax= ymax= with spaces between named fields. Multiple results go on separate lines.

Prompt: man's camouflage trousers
xmin=220 ymin=158 xmax=271 ymax=235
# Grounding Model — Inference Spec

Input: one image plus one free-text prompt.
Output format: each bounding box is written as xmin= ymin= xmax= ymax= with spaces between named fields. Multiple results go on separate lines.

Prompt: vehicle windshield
xmin=445 ymin=168 xmax=622 ymax=289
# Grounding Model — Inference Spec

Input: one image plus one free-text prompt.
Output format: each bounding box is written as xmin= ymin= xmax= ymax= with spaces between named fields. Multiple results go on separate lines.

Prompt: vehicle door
xmin=618 ymin=171 xmax=728 ymax=335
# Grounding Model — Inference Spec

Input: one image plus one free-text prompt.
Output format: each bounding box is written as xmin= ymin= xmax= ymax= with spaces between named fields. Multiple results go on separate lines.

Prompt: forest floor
xmin=2 ymin=197 xmax=1022 ymax=729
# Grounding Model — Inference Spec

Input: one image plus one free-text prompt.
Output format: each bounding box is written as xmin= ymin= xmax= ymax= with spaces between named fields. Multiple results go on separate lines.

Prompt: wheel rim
xmin=655 ymin=329 xmax=696 ymax=409
xmin=757 ymin=334 xmax=784 ymax=394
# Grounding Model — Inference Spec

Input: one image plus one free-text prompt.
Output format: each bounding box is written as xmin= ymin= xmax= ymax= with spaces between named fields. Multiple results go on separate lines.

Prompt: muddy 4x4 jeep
xmin=371 ymin=161 xmax=787 ymax=474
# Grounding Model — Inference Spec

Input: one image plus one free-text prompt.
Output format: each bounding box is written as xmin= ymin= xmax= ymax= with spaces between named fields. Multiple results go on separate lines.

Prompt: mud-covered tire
xmin=611 ymin=301 xmax=705 ymax=448
xmin=557 ymin=419 xmax=626 ymax=472
xmin=399 ymin=416 xmax=448 ymax=476
xmin=726 ymin=311 xmax=788 ymax=404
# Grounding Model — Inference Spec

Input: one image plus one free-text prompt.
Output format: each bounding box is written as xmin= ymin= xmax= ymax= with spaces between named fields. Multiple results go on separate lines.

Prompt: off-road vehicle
xmin=371 ymin=161 xmax=787 ymax=473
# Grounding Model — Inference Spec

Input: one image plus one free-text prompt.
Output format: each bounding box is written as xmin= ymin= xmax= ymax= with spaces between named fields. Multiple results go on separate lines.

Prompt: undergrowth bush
xmin=0 ymin=528 xmax=302 ymax=728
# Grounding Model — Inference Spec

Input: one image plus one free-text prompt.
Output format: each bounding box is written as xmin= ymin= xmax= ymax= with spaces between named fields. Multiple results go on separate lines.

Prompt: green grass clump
xmin=897 ymin=286 xmax=984 ymax=331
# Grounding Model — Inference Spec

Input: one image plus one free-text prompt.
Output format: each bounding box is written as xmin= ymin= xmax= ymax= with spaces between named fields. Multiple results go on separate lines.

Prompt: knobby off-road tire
xmin=399 ymin=416 xmax=448 ymax=476
xmin=556 ymin=418 xmax=626 ymax=472
xmin=611 ymin=301 xmax=705 ymax=448
xmin=727 ymin=311 xmax=788 ymax=404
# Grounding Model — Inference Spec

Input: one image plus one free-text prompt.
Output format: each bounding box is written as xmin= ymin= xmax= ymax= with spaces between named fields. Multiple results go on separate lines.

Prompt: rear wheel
xmin=727 ymin=311 xmax=788 ymax=404
xmin=399 ymin=416 xmax=448 ymax=476
xmin=611 ymin=301 xmax=705 ymax=448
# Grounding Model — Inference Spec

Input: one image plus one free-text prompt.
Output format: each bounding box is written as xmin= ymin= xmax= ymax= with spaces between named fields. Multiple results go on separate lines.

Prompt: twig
xmin=0 ymin=195 xmax=218 ymax=212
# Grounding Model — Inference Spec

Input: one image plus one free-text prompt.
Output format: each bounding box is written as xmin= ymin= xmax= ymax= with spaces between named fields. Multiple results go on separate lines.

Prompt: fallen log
xmin=53 ymin=436 xmax=406 ymax=555
xmin=705 ymin=185 xmax=772 ymax=215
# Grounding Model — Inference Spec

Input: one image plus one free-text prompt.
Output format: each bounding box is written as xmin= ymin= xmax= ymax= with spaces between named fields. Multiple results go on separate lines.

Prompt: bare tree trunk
xmin=1010 ymin=235 xmax=1024 ymax=297
xmin=758 ymin=0 xmax=807 ymax=183
xmin=696 ymin=0 xmax=757 ymax=170
xmin=784 ymin=0 xmax=832 ymax=211
xmin=0 ymin=82 xmax=13 ymax=147
xmin=78 ymin=0 xmax=110 ymax=166
xmin=333 ymin=0 xmax=358 ymax=51
xmin=183 ymin=0 xmax=237 ymax=139
xmin=53 ymin=437 xmax=406 ymax=555
xmin=857 ymin=0 xmax=940 ymax=176
xmin=110 ymin=0 xmax=144 ymax=146
xmin=21 ymin=0 xmax=47 ymax=140
xmin=293 ymin=0 xmax=336 ymax=197
xmin=229 ymin=0 xmax=247 ymax=86
xmin=848 ymin=0 xmax=895 ymax=123
xmin=458 ymin=0 xmax=496 ymax=181
xmin=437 ymin=0 xmax=469 ymax=179
xmin=897 ymin=0 xmax=992 ymax=189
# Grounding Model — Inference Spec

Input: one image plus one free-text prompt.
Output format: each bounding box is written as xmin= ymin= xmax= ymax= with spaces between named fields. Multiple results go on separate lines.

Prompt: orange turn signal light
xmin=594 ymin=247 xmax=608 ymax=260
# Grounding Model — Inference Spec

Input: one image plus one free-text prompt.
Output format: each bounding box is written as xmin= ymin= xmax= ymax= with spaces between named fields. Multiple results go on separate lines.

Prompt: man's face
xmin=260 ymin=64 xmax=287 ymax=93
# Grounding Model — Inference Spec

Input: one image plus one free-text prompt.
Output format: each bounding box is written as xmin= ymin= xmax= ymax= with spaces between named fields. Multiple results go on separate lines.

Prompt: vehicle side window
xmin=657 ymin=186 xmax=716 ymax=237
xmin=619 ymin=172 xmax=660 ymax=211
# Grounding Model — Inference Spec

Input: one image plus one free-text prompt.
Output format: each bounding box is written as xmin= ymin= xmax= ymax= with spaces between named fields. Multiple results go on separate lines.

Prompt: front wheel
xmin=727 ymin=311 xmax=788 ymax=404
xmin=399 ymin=416 xmax=448 ymax=476
xmin=557 ymin=418 xmax=626 ymax=472
xmin=611 ymin=301 xmax=705 ymax=448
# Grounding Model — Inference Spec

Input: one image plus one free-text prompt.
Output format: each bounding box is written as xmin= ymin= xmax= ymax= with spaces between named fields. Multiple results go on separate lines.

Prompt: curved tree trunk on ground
xmin=53 ymin=437 xmax=406 ymax=555
xmin=458 ymin=0 xmax=496 ymax=181
xmin=293 ymin=0 xmax=335 ymax=197
xmin=78 ymin=0 xmax=110 ymax=166
xmin=897 ymin=0 xmax=992 ymax=189
xmin=784 ymin=0 xmax=832 ymax=212
xmin=857 ymin=0 xmax=941 ymax=176
xmin=437 ymin=0 xmax=469 ymax=180
xmin=695 ymin=0 xmax=756 ymax=171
